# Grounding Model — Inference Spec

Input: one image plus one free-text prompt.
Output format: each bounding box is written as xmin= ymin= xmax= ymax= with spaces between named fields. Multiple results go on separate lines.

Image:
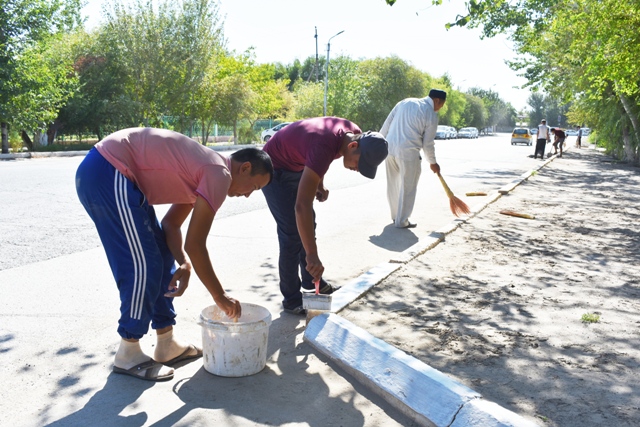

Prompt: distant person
xmin=534 ymin=119 xmax=551 ymax=159
xmin=262 ymin=117 xmax=388 ymax=315
xmin=551 ymin=128 xmax=566 ymax=157
xmin=76 ymin=127 xmax=273 ymax=381
xmin=380 ymin=89 xmax=447 ymax=228
xmin=576 ymin=126 xmax=583 ymax=148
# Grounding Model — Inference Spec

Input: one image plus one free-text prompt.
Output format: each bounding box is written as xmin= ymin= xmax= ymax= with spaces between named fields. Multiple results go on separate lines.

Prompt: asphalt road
xmin=0 ymin=133 xmax=547 ymax=274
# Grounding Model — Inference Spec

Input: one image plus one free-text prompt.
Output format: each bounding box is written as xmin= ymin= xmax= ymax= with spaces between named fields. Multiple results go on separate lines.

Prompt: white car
xmin=261 ymin=122 xmax=291 ymax=142
xmin=458 ymin=127 xmax=479 ymax=139
xmin=448 ymin=126 xmax=457 ymax=139
xmin=435 ymin=125 xmax=449 ymax=140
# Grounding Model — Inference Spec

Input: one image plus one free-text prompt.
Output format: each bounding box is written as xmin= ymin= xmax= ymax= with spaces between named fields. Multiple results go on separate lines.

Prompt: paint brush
xmin=303 ymin=280 xmax=332 ymax=325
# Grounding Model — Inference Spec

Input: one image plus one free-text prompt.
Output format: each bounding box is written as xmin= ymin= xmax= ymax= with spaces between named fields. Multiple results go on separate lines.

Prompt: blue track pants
xmin=76 ymin=148 xmax=177 ymax=339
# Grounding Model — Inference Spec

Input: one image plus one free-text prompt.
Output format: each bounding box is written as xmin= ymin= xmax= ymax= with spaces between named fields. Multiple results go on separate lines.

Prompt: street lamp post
xmin=323 ymin=30 xmax=344 ymax=116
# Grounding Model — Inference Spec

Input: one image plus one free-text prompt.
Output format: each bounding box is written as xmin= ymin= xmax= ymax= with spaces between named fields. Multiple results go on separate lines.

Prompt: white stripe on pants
xmin=385 ymin=154 xmax=422 ymax=228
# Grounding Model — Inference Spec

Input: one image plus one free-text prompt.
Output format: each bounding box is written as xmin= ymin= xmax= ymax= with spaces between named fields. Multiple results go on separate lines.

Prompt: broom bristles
xmin=437 ymin=172 xmax=471 ymax=217
xmin=449 ymin=195 xmax=471 ymax=217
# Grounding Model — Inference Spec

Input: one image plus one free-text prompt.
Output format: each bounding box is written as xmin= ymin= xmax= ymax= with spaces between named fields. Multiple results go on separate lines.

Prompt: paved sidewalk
xmin=340 ymin=146 xmax=640 ymax=426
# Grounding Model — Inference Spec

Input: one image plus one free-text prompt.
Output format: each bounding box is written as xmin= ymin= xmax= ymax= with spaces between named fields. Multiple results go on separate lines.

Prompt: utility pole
xmin=314 ymin=27 xmax=319 ymax=82
xmin=323 ymin=30 xmax=344 ymax=117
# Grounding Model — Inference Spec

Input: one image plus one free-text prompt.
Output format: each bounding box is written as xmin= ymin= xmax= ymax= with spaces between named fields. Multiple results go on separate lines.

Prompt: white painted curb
xmin=304 ymin=314 xmax=540 ymax=427
xmin=330 ymin=262 xmax=402 ymax=313
xmin=304 ymin=313 xmax=480 ymax=426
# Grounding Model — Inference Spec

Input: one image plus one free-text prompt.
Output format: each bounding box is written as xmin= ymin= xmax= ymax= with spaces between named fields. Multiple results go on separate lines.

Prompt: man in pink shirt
xmin=76 ymin=128 xmax=273 ymax=381
xmin=262 ymin=117 xmax=388 ymax=315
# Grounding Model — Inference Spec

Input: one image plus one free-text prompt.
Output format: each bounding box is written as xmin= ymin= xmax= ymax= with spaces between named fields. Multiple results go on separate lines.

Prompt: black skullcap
xmin=358 ymin=131 xmax=388 ymax=179
xmin=429 ymin=89 xmax=447 ymax=100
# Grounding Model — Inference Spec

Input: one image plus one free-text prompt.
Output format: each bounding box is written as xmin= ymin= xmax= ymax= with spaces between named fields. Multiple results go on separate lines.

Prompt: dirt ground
xmin=341 ymin=148 xmax=640 ymax=426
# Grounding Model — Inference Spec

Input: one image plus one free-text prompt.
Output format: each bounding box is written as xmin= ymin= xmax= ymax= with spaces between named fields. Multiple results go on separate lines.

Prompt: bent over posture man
xmin=380 ymin=89 xmax=447 ymax=228
xmin=262 ymin=117 xmax=388 ymax=315
xmin=76 ymin=127 xmax=273 ymax=381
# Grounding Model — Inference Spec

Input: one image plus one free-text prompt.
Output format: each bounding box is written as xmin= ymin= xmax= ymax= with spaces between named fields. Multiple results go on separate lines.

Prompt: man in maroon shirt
xmin=262 ymin=117 xmax=388 ymax=314
xmin=551 ymin=128 xmax=566 ymax=157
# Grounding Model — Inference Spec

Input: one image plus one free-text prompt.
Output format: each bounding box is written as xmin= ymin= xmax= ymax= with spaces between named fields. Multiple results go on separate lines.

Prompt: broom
xmin=437 ymin=172 xmax=471 ymax=217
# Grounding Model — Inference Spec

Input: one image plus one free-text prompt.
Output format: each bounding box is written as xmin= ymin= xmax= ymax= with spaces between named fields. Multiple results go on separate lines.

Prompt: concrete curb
xmin=304 ymin=314 xmax=539 ymax=427
xmin=330 ymin=262 xmax=402 ymax=313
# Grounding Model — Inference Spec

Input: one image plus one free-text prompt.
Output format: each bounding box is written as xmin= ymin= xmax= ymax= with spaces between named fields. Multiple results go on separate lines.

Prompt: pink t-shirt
xmin=263 ymin=117 xmax=361 ymax=177
xmin=96 ymin=128 xmax=230 ymax=213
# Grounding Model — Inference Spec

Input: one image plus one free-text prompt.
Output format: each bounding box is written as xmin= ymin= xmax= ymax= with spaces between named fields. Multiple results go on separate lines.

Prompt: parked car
xmin=580 ymin=127 xmax=591 ymax=136
xmin=448 ymin=126 xmax=457 ymax=139
xmin=565 ymin=129 xmax=578 ymax=137
xmin=531 ymin=128 xmax=538 ymax=135
xmin=435 ymin=125 xmax=449 ymax=140
xmin=511 ymin=128 xmax=533 ymax=146
xmin=261 ymin=122 xmax=292 ymax=142
xmin=458 ymin=127 xmax=478 ymax=139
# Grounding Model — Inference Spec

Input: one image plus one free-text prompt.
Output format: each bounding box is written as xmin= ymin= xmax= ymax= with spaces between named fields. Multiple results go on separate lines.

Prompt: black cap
xmin=358 ymin=131 xmax=388 ymax=179
xmin=429 ymin=89 xmax=447 ymax=100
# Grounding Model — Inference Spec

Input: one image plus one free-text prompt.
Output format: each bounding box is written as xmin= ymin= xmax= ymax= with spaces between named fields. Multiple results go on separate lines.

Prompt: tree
xmin=527 ymin=92 xmax=545 ymax=127
xmin=290 ymin=81 xmax=324 ymax=119
xmin=56 ymin=30 xmax=138 ymax=140
xmin=1 ymin=0 xmax=82 ymax=152
xmin=325 ymin=55 xmax=362 ymax=121
xmin=462 ymin=93 xmax=487 ymax=130
xmin=353 ymin=56 xmax=427 ymax=131
xmin=438 ymin=89 xmax=467 ymax=129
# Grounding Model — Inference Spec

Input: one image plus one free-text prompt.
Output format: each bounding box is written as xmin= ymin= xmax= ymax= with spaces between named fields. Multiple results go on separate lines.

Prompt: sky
xmin=81 ymin=0 xmax=531 ymax=111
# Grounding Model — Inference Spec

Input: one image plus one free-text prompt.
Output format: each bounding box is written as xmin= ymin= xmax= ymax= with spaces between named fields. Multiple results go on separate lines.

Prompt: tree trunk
xmin=46 ymin=120 xmax=63 ymax=145
xmin=621 ymin=125 xmax=635 ymax=163
xmin=21 ymin=130 xmax=33 ymax=151
xmin=93 ymin=127 xmax=103 ymax=142
xmin=233 ymin=121 xmax=237 ymax=145
xmin=619 ymin=93 xmax=640 ymax=164
xmin=1 ymin=122 xmax=8 ymax=154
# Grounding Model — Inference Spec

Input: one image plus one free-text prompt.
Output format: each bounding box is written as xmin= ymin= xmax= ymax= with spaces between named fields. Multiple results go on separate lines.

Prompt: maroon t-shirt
xmin=263 ymin=117 xmax=361 ymax=178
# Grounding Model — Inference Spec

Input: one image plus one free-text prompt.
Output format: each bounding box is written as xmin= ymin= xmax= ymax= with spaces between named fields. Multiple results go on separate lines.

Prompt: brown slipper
xmin=113 ymin=360 xmax=174 ymax=382
xmin=161 ymin=344 xmax=203 ymax=368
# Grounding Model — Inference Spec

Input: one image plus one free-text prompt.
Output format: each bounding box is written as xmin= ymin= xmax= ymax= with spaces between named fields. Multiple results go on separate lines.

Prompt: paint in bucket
xmin=199 ymin=303 xmax=272 ymax=377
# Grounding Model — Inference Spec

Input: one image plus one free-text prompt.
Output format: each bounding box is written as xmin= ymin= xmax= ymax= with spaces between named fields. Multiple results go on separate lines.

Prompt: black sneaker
xmin=318 ymin=283 xmax=341 ymax=295
xmin=283 ymin=305 xmax=306 ymax=315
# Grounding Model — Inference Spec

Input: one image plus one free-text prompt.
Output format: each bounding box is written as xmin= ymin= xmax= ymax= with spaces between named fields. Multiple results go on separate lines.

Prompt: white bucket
xmin=199 ymin=303 xmax=272 ymax=377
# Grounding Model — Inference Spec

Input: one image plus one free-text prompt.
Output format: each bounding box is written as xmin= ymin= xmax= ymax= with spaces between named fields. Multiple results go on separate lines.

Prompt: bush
xmin=33 ymin=142 xmax=95 ymax=152
xmin=238 ymin=122 xmax=258 ymax=144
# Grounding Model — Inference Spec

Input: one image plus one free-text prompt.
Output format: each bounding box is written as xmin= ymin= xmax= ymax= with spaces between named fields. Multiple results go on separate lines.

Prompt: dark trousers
xmin=534 ymin=138 xmax=546 ymax=158
xmin=262 ymin=169 xmax=328 ymax=310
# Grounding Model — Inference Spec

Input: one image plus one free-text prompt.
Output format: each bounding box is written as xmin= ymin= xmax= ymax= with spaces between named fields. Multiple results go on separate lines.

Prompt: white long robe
xmin=380 ymin=97 xmax=439 ymax=228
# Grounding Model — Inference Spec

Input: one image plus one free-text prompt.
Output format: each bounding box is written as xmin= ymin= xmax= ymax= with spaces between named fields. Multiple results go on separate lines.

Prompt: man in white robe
xmin=380 ymin=89 xmax=447 ymax=228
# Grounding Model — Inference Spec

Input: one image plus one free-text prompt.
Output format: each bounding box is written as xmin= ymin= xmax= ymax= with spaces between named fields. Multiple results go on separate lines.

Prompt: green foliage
xmin=581 ymin=313 xmax=600 ymax=323
xmin=33 ymin=141 xmax=95 ymax=152
xmin=326 ymin=55 xmax=363 ymax=120
xmin=439 ymin=90 xmax=467 ymax=129
xmin=237 ymin=120 xmax=258 ymax=144
xmin=462 ymin=93 xmax=488 ymax=129
xmin=291 ymin=82 xmax=324 ymax=119
xmin=352 ymin=56 xmax=426 ymax=130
